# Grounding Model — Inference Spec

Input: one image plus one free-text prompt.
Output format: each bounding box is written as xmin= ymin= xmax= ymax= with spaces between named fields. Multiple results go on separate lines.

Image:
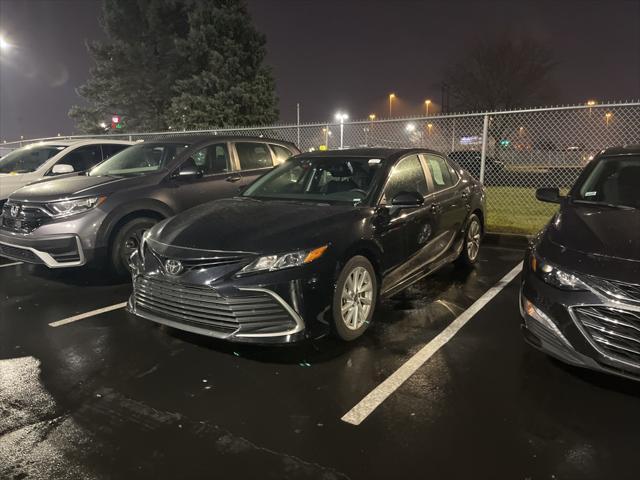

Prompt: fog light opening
xmin=523 ymin=297 xmax=572 ymax=347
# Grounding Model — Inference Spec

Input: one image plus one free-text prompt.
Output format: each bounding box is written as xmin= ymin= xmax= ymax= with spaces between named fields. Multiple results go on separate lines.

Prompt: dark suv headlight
xmin=530 ymin=252 xmax=588 ymax=291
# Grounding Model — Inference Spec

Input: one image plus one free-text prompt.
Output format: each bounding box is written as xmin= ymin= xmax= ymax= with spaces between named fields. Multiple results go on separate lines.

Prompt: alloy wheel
xmin=340 ymin=266 xmax=373 ymax=330
xmin=466 ymin=219 xmax=481 ymax=261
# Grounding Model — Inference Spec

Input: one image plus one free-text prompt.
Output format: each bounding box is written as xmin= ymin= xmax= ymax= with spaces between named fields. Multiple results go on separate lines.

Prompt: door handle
xmin=226 ymin=174 xmax=241 ymax=183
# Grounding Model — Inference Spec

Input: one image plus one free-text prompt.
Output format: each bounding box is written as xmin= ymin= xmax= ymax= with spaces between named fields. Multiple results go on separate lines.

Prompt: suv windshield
xmin=89 ymin=143 xmax=190 ymax=177
xmin=243 ymin=156 xmax=381 ymax=203
xmin=0 ymin=145 xmax=67 ymax=174
xmin=572 ymin=155 xmax=640 ymax=209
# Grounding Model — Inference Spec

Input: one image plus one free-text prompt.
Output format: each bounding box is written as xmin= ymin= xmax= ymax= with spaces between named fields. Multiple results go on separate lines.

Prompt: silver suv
xmin=0 ymin=136 xmax=299 ymax=275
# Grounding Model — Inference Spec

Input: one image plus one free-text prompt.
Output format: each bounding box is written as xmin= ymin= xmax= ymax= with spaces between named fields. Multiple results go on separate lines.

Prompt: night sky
xmin=0 ymin=0 xmax=639 ymax=141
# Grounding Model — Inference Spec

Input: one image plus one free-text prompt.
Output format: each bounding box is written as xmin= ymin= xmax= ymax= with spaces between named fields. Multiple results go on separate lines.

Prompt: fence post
xmin=479 ymin=114 xmax=490 ymax=184
xmin=296 ymin=103 xmax=300 ymax=149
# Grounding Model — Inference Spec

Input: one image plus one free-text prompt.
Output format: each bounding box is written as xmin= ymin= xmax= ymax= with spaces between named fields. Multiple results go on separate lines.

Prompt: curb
xmin=484 ymin=232 xmax=532 ymax=249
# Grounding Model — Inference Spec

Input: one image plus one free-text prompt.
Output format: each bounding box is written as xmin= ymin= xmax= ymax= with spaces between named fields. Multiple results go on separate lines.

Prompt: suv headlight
xmin=239 ymin=245 xmax=328 ymax=275
xmin=531 ymin=252 xmax=588 ymax=291
xmin=46 ymin=196 xmax=106 ymax=218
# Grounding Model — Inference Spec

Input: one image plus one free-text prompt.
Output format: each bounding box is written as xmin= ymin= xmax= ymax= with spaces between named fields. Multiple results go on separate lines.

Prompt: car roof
xmin=23 ymin=139 xmax=134 ymax=148
xmin=145 ymin=135 xmax=298 ymax=149
xmin=296 ymin=147 xmax=442 ymax=161
xmin=600 ymin=144 xmax=640 ymax=157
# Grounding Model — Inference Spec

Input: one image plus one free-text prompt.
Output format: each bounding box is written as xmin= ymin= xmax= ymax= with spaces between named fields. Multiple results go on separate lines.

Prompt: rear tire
xmin=332 ymin=256 xmax=378 ymax=341
xmin=109 ymin=217 xmax=157 ymax=277
xmin=455 ymin=213 xmax=482 ymax=268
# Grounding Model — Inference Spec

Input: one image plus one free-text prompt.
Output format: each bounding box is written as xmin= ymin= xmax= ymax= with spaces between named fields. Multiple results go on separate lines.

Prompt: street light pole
xmin=425 ymin=99 xmax=431 ymax=116
xmin=389 ymin=93 xmax=395 ymax=118
xmin=335 ymin=112 xmax=348 ymax=149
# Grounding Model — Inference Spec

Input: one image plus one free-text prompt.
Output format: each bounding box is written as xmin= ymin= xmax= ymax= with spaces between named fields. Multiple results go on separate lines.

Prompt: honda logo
xmin=9 ymin=204 xmax=20 ymax=218
xmin=164 ymin=259 xmax=183 ymax=276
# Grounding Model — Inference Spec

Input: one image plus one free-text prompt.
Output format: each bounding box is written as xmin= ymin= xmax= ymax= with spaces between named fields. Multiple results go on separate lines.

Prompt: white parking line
xmin=48 ymin=302 xmax=128 ymax=327
xmin=0 ymin=261 xmax=22 ymax=268
xmin=341 ymin=262 xmax=523 ymax=426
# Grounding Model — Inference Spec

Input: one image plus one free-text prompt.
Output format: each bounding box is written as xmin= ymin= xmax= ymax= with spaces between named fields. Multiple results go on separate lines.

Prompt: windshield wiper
xmin=572 ymin=199 xmax=637 ymax=210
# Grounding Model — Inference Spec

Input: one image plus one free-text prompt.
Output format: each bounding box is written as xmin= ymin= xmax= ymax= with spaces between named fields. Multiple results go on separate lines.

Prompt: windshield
xmin=0 ymin=145 xmax=67 ymax=174
xmin=89 ymin=143 xmax=190 ymax=177
xmin=572 ymin=155 xmax=640 ymax=209
xmin=243 ymin=156 xmax=382 ymax=203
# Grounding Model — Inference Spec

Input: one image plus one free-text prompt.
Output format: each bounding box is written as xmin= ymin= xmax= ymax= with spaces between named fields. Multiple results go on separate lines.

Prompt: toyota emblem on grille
xmin=9 ymin=204 xmax=20 ymax=217
xmin=164 ymin=259 xmax=183 ymax=275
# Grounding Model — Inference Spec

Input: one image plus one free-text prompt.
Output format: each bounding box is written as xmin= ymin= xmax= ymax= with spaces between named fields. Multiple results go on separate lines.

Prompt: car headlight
xmin=530 ymin=252 xmax=588 ymax=291
xmin=46 ymin=196 xmax=106 ymax=218
xmin=239 ymin=245 xmax=328 ymax=275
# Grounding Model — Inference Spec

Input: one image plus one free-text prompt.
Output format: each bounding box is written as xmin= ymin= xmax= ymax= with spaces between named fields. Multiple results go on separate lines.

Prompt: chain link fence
xmin=2 ymin=102 xmax=639 ymax=234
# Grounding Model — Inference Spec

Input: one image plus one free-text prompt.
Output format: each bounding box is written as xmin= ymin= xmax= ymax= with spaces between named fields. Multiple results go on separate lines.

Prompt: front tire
xmin=455 ymin=213 xmax=482 ymax=267
xmin=332 ymin=256 xmax=378 ymax=341
xmin=109 ymin=217 xmax=157 ymax=277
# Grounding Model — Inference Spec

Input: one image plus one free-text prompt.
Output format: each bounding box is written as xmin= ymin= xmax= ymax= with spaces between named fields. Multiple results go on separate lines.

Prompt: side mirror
xmin=391 ymin=191 xmax=424 ymax=208
xmin=536 ymin=187 xmax=561 ymax=204
xmin=175 ymin=158 xmax=202 ymax=179
xmin=52 ymin=164 xmax=74 ymax=175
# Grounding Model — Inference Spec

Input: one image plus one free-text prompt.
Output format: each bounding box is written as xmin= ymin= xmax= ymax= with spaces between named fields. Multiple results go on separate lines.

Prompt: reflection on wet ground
xmin=2 ymin=246 xmax=639 ymax=479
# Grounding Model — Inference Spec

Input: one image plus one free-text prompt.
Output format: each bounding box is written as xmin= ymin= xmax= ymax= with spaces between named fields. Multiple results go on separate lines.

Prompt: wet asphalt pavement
xmin=2 ymin=246 xmax=640 ymax=480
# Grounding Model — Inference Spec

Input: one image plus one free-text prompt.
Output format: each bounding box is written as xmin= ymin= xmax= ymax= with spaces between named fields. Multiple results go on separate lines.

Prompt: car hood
xmin=150 ymin=197 xmax=364 ymax=254
xmin=8 ymin=174 xmax=158 ymax=202
xmin=0 ymin=172 xmax=37 ymax=201
xmin=538 ymin=203 xmax=640 ymax=282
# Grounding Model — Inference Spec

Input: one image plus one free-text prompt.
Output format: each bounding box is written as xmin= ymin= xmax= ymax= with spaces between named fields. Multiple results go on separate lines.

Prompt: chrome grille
xmin=1 ymin=202 xmax=51 ymax=233
xmin=573 ymin=306 xmax=640 ymax=367
xmin=588 ymin=276 xmax=640 ymax=305
xmin=147 ymin=246 xmax=250 ymax=271
xmin=134 ymin=276 xmax=293 ymax=334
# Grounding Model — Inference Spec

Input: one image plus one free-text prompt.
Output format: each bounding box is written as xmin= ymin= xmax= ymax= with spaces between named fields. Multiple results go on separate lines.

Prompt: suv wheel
xmin=110 ymin=217 xmax=157 ymax=276
xmin=332 ymin=255 xmax=378 ymax=341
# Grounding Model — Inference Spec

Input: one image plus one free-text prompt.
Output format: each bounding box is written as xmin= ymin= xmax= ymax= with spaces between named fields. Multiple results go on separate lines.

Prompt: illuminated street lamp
xmin=427 ymin=123 xmax=433 ymax=135
xmin=586 ymin=100 xmax=597 ymax=106
xmin=605 ymin=112 xmax=612 ymax=126
xmin=405 ymin=123 xmax=416 ymax=133
xmin=99 ymin=122 xmax=107 ymax=129
xmin=424 ymin=99 xmax=432 ymax=116
xmin=369 ymin=113 xmax=376 ymax=121
xmin=335 ymin=112 xmax=349 ymax=149
xmin=0 ymin=35 xmax=10 ymax=52
xmin=388 ymin=93 xmax=396 ymax=118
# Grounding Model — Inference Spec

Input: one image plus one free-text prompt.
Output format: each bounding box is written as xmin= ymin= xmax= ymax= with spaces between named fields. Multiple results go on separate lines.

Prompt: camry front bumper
xmin=126 ymin=250 xmax=334 ymax=344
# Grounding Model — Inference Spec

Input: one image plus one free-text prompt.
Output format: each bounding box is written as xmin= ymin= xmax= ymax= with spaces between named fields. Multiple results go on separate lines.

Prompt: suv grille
xmin=134 ymin=276 xmax=294 ymax=334
xmin=0 ymin=243 xmax=42 ymax=263
xmin=1 ymin=202 xmax=51 ymax=233
xmin=588 ymin=276 xmax=640 ymax=305
xmin=573 ymin=306 xmax=640 ymax=367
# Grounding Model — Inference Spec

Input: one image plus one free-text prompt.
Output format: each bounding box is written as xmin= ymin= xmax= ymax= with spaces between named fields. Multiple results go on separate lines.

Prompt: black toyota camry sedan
xmin=128 ymin=148 xmax=485 ymax=343
xmin=521 ymin=145 xmax=640 ymax=380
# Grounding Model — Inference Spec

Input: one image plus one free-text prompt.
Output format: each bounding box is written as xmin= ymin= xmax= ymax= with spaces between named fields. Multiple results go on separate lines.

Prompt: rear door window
xmin=270 ymin=144 xmax=294 ymax=165
xmin=425 ymin=154 xmax=454 ymax=191
xmin=236 ymin=142 xmax=273 ymax=170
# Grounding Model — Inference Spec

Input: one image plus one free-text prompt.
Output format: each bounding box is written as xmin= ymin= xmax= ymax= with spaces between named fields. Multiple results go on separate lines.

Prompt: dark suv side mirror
xmin=175 ymin=158 xmax=202 ymax=179
xmin=536 ymin=187 xmax=561 ymax=204
xmin=391 ymin=191 xmax=424 ymax=208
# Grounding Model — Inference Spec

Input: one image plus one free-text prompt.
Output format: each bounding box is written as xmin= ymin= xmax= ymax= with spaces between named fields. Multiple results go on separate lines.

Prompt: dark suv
xmin=0 ymin=136 xmax=299 ymax=274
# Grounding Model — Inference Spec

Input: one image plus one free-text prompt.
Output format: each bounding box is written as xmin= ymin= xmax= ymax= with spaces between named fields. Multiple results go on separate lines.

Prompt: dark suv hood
xmin=538 ymin=203 xmax=640 ymax=282
xmin=10 ymin=174 xmax=159 ymax=202
xmin=151 ymin=197 xmax=364 ymax=254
